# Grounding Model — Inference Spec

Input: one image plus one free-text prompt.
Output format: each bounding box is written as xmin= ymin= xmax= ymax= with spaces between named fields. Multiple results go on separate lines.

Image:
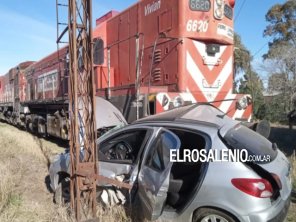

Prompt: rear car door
xmin=137 ymin=128 xmax=181 ymax=221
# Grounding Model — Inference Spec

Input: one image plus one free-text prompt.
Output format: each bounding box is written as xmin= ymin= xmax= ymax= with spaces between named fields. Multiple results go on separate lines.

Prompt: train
xmin=0 ymin=0 xmax=252 ymax=140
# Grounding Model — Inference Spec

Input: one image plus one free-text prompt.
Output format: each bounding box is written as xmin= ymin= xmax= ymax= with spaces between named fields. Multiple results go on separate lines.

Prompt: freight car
xmin=0 ymin=0 xmax=252 ymax=140
xmin=0 ymin=62 xmax=33 ymax=125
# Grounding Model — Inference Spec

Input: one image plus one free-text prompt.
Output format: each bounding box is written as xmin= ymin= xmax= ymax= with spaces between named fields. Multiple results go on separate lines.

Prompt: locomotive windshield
xmin=224 ymin=4 xmax=233 ymax=20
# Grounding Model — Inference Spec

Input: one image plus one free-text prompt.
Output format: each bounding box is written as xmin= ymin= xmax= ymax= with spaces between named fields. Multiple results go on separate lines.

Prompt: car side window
xmin=146 ymin=131 xmax=179 ymax=172
xmin=98 ymin=129 xmax=147 ymax=163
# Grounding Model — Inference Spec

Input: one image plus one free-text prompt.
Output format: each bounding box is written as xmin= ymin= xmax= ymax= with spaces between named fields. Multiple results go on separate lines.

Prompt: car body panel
xmin=257 ymin=150 xmax=292 ymax=200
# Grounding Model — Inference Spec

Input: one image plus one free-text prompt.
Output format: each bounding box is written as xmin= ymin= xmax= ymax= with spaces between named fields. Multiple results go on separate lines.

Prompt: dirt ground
xmin=0 ymin=121 xmax=295 ymax=221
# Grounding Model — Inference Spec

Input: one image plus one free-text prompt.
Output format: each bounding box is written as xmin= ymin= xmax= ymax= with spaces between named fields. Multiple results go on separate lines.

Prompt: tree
xmin=233 ymin=33 xmax=265 ymax=119
xmin=238 ymin=70 xmax=264 ymax=119
xmin=234 ymin=33 xmax=252 ymax=79
xmin=263 ymin=0 xmax=296 ymax=83
xmin=262 ymin=0 xmax=296 ymax=121
xmin=264 ymin=0 xmax=296 ymax=59
xmin=268 ymin=73 xmax=286 ymax=92
xmin=262 ymin=45 xmax=296 ymax=108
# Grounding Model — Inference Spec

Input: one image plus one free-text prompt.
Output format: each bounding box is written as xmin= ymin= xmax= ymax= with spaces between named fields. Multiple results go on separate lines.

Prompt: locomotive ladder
xmin=56 ymin=0 xmax=69 ymax=98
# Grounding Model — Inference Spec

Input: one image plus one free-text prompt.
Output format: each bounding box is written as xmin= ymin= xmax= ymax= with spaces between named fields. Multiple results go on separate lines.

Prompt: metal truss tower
xmin=57 ymin=0 xmax=97 ymax=219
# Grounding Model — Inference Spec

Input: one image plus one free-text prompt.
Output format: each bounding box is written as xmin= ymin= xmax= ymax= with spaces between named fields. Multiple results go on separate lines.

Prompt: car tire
xmin=54 ymin=176 xmax=70 ymax=205
xmin=193 ymin=208 xmax=237 ymax=222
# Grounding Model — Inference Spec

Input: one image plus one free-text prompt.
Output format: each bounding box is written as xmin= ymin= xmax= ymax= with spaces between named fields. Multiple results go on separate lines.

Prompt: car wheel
xmin=54 ymin=176 xmax=70 ymax=205
xmin=193 ymin=208 xmax=237 ymax=222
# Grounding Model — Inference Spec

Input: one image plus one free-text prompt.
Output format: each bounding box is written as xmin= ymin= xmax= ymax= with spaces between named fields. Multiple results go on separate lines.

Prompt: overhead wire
xmin=234 ymin=0 xmax=247 ymax=22
xmin=252 ymin=42 xmax=269 ymax=58
xmin=234 ymin=0 xmax=270 ymax=58
xmin=251 ymin=36 xmax=274 ymax=59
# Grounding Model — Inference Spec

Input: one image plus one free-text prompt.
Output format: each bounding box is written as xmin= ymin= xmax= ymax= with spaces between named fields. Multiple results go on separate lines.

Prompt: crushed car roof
xmin=95 ymin=97 xmax=127 ymax=129
xmin=135 ymin=104 xmax=237 ymax=128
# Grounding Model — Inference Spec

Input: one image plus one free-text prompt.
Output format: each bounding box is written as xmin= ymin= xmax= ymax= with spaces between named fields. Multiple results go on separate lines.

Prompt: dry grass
xmin=0 ymin=122 xmax=130 ymax=222
xmin=0 ymin=122 xmax=72 ymax=222
xmin=96 ymin=204 xmax=132 ymax=222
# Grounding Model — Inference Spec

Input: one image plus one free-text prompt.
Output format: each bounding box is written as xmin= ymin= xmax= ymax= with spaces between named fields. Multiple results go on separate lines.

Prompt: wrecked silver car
xmin=50 ymin=103 xmax=292 ymax=222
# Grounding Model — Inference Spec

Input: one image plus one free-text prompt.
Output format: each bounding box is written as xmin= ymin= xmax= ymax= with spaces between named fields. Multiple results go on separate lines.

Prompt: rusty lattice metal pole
xmin=56 ymin=0 xmax=132 ymax=219
xmin=67 ymin=0 xmax=97 ymax=219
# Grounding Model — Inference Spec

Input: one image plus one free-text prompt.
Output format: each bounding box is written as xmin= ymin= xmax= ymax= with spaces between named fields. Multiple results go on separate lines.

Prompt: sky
xmin=0 ymin=0 xmax=286 ymax=76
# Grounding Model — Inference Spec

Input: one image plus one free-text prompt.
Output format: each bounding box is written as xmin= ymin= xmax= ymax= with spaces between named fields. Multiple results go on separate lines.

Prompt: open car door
xmin=137 ymin=128 xmax=181 ymax=221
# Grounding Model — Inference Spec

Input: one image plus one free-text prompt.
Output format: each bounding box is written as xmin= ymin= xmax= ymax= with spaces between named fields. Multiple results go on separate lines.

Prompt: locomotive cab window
xmin=224 ymin=4 xmax=233 ymax=20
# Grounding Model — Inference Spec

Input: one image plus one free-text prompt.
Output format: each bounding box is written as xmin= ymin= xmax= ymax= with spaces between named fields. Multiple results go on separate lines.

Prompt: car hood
xmin=95 ymin=97 xmax=127 ymax=129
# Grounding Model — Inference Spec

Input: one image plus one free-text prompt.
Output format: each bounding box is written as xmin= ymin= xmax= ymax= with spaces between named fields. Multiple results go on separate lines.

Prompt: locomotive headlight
xmin=215 ymin=8 xmax=223 ymax=19
xmin=216 ymin=0 xmax=223 ymax=6
xmin=173 ymin=96 xmax=184 ymax=108
xmin=214 ymin=0 xmax=224 ymax=20
xmin=236 ymin=96 xmax=250 ymax=110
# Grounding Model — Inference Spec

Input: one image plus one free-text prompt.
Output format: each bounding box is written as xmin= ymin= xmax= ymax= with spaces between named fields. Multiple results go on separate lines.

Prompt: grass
xmin=0 ymin=122 xmax=130 ymax=222
xmin=96 ymin=204 xmax=132 ymax=222
xmin=0 ymin=122 xmax=72 ymax=222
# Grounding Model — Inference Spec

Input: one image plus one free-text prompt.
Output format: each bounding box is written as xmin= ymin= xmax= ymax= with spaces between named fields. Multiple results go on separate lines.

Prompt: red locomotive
xmin=92 ymin=0 xmax=251 ymax=122
xmin=0 ymin=0 xmax=252 ymax=140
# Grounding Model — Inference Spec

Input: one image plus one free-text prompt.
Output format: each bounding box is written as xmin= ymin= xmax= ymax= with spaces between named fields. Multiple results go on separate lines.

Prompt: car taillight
xmin=231 ymin=178 xmax=273 ymax=198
